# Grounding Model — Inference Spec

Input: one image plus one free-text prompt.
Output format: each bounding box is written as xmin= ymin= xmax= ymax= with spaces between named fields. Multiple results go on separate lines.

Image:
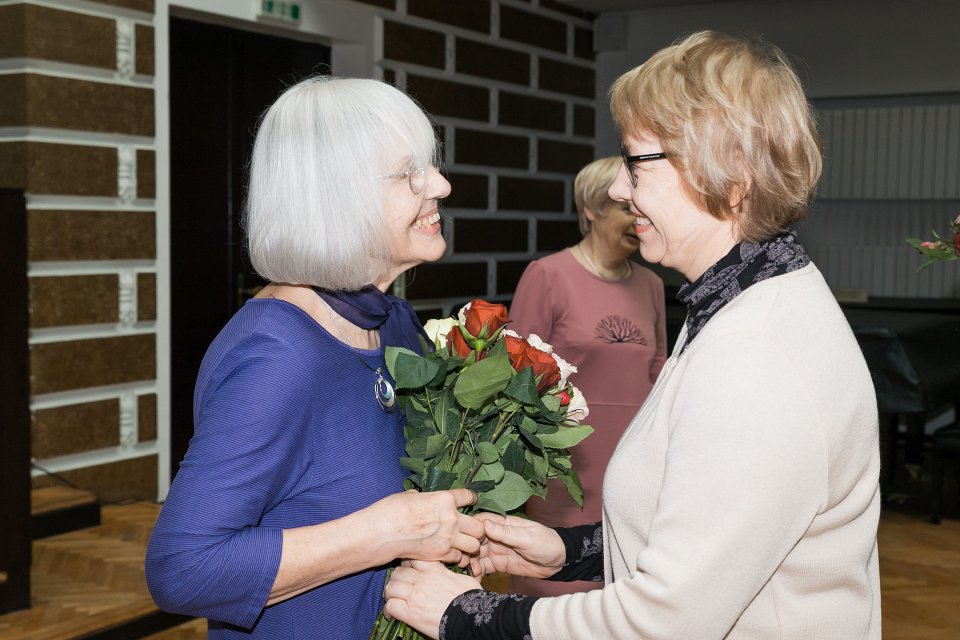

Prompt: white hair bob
xmin=245 ymin=76 xmax=439 ymax=290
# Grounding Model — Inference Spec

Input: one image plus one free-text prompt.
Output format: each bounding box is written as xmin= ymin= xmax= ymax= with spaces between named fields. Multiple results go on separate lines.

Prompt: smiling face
xmin=377 ymin=157 xmax=451 ymax=290
xmin=585 ymin=199 xmax=640 ymax=263
xmin=608 ymin=130 xmax=740 ymax=282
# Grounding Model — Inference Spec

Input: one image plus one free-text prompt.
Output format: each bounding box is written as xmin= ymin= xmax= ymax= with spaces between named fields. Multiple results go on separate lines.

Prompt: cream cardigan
xmin=531 ymin=263 xmax=881 ymax=639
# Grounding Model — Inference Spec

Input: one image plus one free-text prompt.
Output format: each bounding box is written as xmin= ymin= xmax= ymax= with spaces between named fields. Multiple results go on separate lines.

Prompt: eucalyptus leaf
xmin=454 ymin=354 xmax=516 ymax=409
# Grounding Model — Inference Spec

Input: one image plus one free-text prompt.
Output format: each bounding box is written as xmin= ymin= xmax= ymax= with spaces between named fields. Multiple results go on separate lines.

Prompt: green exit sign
xmin=258 ymin=0 xmax=301 ymax=22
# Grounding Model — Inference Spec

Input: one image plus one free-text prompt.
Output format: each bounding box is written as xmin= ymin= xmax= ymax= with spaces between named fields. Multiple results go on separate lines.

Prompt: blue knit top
xmin=145 ymin=298 xmax=407 ymax=639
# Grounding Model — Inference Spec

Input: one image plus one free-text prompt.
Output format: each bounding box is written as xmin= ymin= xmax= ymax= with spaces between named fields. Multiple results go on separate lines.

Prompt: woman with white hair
xmin=145 ymin=76 xmax=483 ymax=640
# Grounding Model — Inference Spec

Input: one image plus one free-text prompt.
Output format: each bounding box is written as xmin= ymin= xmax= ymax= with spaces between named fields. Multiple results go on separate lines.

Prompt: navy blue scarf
xmin=313 ymin=286 xmax=430 ymax=355
xmin=676 ymin=230 xmax=810 ymax=355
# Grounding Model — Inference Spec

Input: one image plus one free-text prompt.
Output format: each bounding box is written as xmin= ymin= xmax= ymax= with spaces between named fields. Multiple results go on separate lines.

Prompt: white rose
xmin=457 ymin=302 xmax=472 ymax=325
xmin=501 ymin=329 xmax=520 ymax=339
xmin=551 ymin=352 xmax=578 ymax=387
xmin=565 ymin=385 xmax=589 ymax=422
xmin=527 ymin=333 xmax=553 ymax=354
xmin=424 ymin=317 xmax=458 ymax=348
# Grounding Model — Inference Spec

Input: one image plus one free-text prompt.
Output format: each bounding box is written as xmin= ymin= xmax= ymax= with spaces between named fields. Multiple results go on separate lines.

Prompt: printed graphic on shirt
xmin=595 ymin=315 xmax=647 ymax=345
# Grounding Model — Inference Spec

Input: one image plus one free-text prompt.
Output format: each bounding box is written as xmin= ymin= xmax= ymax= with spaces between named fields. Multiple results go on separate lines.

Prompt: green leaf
xmin=408 ymin=433 xmax=448 ymax=459
xmin=474 ymin=460 xmax=505 ymax=484
xmin=500 ymin=439 xmax=526 ymax=474
xmin=433 ymin=389 xmax=459 ymax=439
xmin=558 ymin=468 xmax=585 ymax=508
xmin=422 ymin=466 xmax=457 ymax=492
xmin=479 ymin=471 xmax=533 ymax=512
xmin=504 ymin=367 xmax=540 ymax=405
xmin=467 ymin=480 xmax=497 ymax=493
xmin=518 ymin=424 xmax=542 ymax=450
xmin=521 ymin=415 xmax=539 ymax=434
xmin=385 ymin=346 xmax=441 ymax=389
xmin=399 ymin=457 xmax=426 ymax=474
xmin=476 ymin=441 xmax=500 ymax=464
xmin=525 ymin=448 xmax=549 ymax=484
xmin=537 ymin=424 xmax=594 ymax=449
xmin=454 ymin=354 xmax=515 ymax=409
xmin=541 ymin=393 xmax=562 ymax=413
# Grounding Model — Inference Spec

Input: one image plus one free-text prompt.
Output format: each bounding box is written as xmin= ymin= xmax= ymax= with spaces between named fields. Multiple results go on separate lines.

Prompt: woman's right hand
xmin=469 ymin=512 xmax=566 ymax=579
xmin=371 ymin=489 xmax=484 ymax=567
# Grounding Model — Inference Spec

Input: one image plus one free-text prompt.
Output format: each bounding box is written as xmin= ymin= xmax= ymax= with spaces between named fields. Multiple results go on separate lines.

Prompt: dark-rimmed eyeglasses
xmin=621 ymin=149 xmax=668 ymax=188
xmin=380 ymin=165 xmax=427 ymax=195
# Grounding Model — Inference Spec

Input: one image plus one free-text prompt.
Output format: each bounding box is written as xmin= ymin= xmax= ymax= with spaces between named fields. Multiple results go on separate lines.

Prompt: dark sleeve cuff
xmin=438 ymin=589 xmax=537 ymax=640
xmin=546 ymin=522 xmax=604 ymax=583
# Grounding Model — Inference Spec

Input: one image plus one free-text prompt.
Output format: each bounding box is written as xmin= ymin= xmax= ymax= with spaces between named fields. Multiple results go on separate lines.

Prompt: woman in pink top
xmin=508 ymin=156 xmax=667 ymax=597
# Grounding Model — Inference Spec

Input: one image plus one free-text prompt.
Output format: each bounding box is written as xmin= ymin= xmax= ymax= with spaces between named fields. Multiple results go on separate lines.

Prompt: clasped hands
xmin=382 ymin=496 xmax=567 ymax=640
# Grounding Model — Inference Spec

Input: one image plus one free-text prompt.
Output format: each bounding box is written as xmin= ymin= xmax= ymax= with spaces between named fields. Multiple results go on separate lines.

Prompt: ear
xmin=583 ymin=206 xmax=600 ymax=222
xmin=729 ymin=175 xmax=752 ymax=213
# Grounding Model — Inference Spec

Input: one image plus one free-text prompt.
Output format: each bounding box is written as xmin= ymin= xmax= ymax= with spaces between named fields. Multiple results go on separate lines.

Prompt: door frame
xmin=155 ymin=0 xmax=377 ymax=498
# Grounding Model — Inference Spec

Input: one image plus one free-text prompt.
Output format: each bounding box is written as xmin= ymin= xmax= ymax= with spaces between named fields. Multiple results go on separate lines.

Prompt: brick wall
xmin=0 ymin=0 xmax=159 ymax=503
xmin=2 ymin=0 xmax=597 ymax=501
xmin=364 ymin=0 xmax=597 ymax=318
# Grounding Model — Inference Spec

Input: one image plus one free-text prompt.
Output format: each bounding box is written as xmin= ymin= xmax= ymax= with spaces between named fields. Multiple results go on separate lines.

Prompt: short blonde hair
xmin=609 ymin=31 xmax=822 ymax=241
xmin=245 ymin=76 xmax=439 ymax=289
xmin=573 ymin=156 xmax=621 ymax=235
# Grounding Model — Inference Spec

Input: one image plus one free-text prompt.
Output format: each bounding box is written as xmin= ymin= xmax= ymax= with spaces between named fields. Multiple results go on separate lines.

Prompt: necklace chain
xmin=316 ymin=296 xmax=397 ymax=413
xmin=577 ymin=243 xmax=631 ymax=280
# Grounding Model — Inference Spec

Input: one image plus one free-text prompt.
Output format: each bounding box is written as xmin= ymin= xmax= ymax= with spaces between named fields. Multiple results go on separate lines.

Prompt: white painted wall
xmin=592 ymin=0 xmax=960 ymax=298
xmin=594 ymin=0 xmax=960 ymax=156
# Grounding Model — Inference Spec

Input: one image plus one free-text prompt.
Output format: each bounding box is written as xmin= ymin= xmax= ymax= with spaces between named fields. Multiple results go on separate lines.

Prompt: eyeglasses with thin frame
xmin=379 ymin=164 xmax=427 ymax=195
xmin=621 ymin=149 xmax=668 ymax=188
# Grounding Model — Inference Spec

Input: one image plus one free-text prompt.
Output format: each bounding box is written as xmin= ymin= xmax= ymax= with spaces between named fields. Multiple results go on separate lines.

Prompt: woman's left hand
xmin=383 ymin=560 xmax=481 ymax=640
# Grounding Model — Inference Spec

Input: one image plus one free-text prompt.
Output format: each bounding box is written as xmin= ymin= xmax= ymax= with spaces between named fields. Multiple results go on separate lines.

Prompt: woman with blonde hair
xmin=508 ymin=155 xmax=666 ymax=598
xmin=384 ymin=31 xmax=881 ymax=640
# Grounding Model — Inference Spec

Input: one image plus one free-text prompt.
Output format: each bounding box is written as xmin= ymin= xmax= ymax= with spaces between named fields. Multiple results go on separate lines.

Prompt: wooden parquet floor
xmin=1 ymin=502 xmax=957 ymax=639
xmin=0 ymin=502 xmax=169 ymax=640
xmin=877 ymin=509 xmax=960 ymax=639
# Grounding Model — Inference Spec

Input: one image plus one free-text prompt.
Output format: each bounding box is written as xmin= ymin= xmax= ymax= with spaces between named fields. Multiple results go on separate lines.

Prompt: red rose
xmin=556 ymin=389 xmax=572 ymax=406
xmin=462 ymin=300 xmax=510 ymax=340
xmin=448 ymin=328 xmax=473 ymax=359
xmin=505 ymin=335 xmax=561 ymax=392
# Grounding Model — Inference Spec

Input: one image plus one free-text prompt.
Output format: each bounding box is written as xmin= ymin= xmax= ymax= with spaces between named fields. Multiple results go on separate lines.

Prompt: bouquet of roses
xmin=905 ymin=213 xmax=960 ymax=270
xmin=369 ymin=299 xmax=592 ymax=640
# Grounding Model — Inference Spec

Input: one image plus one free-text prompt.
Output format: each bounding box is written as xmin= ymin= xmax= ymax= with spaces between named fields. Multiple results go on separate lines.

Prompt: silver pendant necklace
xmin=319 ymin=297 xmax=397 ymax=413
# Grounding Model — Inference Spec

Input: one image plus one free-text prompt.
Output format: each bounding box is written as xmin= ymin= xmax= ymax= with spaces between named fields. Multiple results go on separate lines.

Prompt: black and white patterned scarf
xmin=676 ymin=230 xmax=810 ymax=355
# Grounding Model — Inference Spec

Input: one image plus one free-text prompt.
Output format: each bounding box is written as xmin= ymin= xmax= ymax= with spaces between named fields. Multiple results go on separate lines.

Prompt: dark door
xmin=0 ymin=188 xmax=30 ymax=614
xmin=169 ymin=18 xmax=330 ymax=480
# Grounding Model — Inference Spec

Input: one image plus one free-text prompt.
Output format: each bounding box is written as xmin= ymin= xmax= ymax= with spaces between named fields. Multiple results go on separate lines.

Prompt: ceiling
xmin=557 ymin=0 xmax=763 ymax=13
